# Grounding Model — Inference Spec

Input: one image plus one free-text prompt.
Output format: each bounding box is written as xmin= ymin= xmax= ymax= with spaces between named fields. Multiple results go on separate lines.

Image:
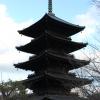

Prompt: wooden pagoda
xmin=14 ymin=0 xmax=92 ymax=100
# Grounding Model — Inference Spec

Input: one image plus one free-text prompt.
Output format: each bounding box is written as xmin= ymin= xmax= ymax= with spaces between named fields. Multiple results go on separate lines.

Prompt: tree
xmin=0 ymin=79 xmax=28 ymax=100
xmin=87 ymin=92 xmax=100 ymax=100
xmin=73 ymin=0 xmax=100 ymax=97
xmin=92 ymin=0 xmax=100 ymax=8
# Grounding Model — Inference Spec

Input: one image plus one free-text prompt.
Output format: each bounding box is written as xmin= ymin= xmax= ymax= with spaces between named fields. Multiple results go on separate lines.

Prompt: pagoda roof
xmin=18 ymin=13 xmax=85 ymax=38
xmin=31 ymin=95 xmax=86 ymax=100
xmin=24 ymin=72 xmax=92 ymax=89
xmin=14 ymin=51 xmax=90 ymax=71
xmin=16 ymin=33 xmax=87 ymax=55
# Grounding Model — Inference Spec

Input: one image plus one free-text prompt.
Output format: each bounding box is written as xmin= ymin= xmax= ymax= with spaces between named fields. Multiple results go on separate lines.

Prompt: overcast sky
xmin=0 ymin=0 xmax=100 ymax=82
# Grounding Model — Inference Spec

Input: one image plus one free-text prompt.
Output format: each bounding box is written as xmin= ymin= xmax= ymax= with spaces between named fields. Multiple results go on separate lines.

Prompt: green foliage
xmin=0 ymin=79 xmax=28 ymax=100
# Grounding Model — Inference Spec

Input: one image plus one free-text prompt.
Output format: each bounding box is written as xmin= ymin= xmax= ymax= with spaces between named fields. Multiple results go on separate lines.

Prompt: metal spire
xmin=48 ymin=0 xmax=52 ymax=14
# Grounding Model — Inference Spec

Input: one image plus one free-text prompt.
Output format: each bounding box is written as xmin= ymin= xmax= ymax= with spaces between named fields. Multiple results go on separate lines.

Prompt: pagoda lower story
xmin=14 ymin=13 xmax=92 ymax=100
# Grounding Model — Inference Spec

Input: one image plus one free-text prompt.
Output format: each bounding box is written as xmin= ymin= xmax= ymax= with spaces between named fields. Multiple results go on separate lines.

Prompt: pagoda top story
xmin=18 ymin=13 xmax=85 ymax=38
xmin=18 ymin=0 xmax=85 ymax=38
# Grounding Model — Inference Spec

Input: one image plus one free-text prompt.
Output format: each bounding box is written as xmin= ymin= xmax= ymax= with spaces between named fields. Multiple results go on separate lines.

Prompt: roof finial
xmin=48 ymin=0 xmax=52 ymax=14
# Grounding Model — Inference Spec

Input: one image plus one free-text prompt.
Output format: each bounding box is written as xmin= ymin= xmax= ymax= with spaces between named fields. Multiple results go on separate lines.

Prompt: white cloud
xmin=71 ymin=5 xmax=100 ymax=60
xmin=0 ymin=4 xmax=33 ymax=81
xmin=71 ymin=5 xmax=100 ymax=83
xmin=0 ymin=4 xmax=7 ymax=17
xmin=72 ymin=5 xmax=100 ymax=43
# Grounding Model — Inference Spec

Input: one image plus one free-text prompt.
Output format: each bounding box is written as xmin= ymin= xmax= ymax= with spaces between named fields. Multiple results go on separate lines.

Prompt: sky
xmin=0 ymin=0 xmax=100 ymax=82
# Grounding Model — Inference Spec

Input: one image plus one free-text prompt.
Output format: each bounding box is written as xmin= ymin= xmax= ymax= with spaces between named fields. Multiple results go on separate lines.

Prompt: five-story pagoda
xmin=14 ymin=0 xmax=92 ymax=99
